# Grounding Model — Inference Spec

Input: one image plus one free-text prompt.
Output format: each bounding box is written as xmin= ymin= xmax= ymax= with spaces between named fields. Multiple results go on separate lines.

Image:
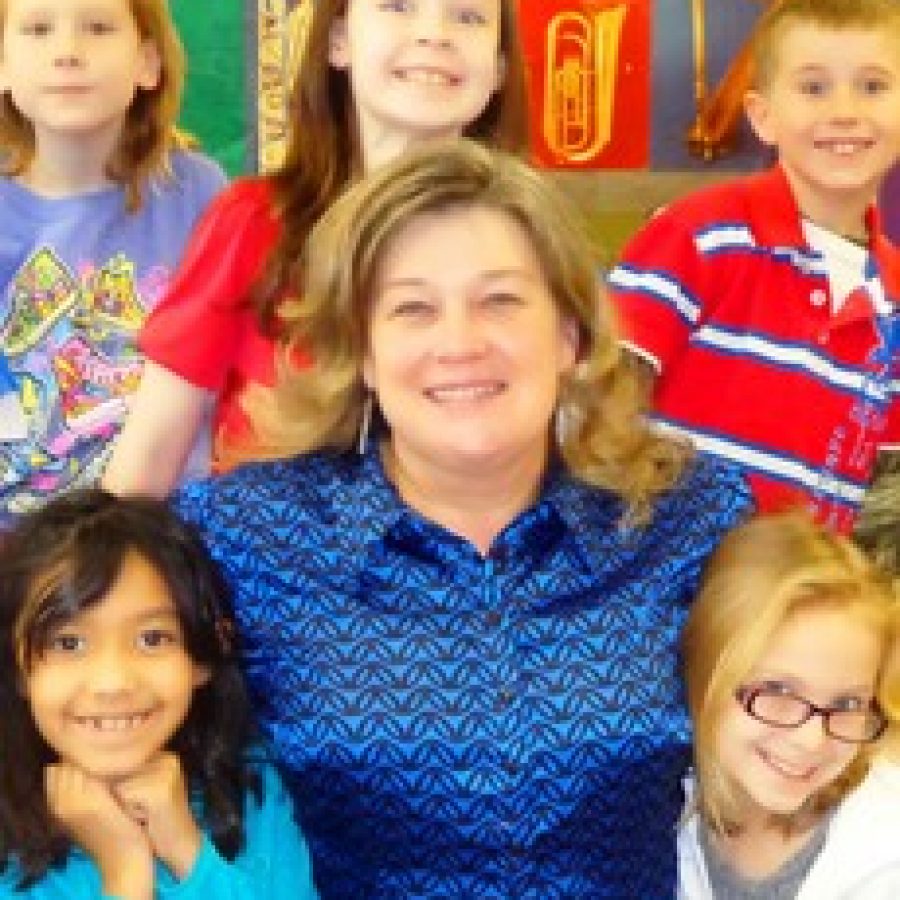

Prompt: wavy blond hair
xmin=242 ymin=140 xmax=687 ymax=520
xmin=0 ymin=0 xmax=188 ymax=211
xmin=683 ymin=512 xmax=900 ymax=836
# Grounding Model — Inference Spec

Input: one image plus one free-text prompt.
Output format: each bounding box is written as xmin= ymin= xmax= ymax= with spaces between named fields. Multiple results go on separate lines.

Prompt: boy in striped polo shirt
xmin=608 ymin=0 xmax=900 ymax=533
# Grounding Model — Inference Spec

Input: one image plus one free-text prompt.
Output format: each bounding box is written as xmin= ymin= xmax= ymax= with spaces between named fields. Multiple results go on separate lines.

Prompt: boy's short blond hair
xmin=752 ymin=0 xmax=900 ymax=90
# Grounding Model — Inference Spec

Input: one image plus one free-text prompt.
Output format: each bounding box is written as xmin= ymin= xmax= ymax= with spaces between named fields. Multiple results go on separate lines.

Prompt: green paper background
xmin=172 ymin=0 xmax=249 ymax=176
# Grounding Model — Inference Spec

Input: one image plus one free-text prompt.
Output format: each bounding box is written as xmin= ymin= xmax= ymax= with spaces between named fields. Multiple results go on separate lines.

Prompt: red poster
xmin=518 ymin=0 xmax=650 ymax=169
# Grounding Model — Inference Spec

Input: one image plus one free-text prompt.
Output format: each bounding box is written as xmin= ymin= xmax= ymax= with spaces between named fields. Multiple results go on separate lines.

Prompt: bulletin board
xmin=172 ymin=0 xmax=768 ymax=177
xmin=172 ymin=0 xmax=313 ymax=175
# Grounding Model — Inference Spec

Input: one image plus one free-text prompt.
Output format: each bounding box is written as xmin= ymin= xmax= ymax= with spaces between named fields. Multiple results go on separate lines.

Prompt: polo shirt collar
xmin=744 ymin=164 xmax=807 ymax=248
xmin=746 ymin=164 xmax=900 ymax=302
xmin=540 ymin=463 xmax=632 ymax=582
xmin=330 ymin=439 xmax=407 ymax=556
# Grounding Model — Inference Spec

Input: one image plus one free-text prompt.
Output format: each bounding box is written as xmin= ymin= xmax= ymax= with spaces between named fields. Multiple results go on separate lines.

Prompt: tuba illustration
xmin=543 ymin=5 xmax=627 ymax=163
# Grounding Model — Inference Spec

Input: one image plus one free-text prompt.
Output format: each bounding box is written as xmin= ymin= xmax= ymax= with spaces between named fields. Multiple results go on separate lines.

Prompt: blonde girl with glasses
xmin=679 ymin=512 xmax=900 ymax=899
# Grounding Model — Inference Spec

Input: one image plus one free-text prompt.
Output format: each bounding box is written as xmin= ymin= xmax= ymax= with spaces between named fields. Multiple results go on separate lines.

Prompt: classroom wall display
xmin=171 ymin=0 xmax=249 ymax=176
xmin=517 ymin=0 xmax=765 ymax=171
xmin=171 ymin=2 xmax=899 ymax=255
xmin=648 ymin=0 xmax=764 ymax=170
xmin=883 ymin=165 xmax=900 ymax=245
xmin=171 ymin=1 xmax=774 ymax=176
xmin=520 ymin=1 xmax=650 ymax=169
xmin=171 ymin=0 xmax=311 ymax=176
xmin=253 ymin=0 xmax=313 ymax=172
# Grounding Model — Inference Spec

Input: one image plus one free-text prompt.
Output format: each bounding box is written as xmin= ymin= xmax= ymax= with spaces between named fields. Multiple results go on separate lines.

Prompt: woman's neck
xmin=382 ymin=442 xmax=548 ymax=556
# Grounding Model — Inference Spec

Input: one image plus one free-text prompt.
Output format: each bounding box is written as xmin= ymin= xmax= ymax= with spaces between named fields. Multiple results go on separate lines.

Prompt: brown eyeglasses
xmin=735 ymin=684 xmax=887 ymax=745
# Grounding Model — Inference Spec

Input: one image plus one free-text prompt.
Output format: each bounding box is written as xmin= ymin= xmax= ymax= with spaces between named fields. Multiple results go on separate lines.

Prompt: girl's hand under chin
xmin=45 ymin=762 xmax=153 ymax=900
xmin=113 ymin=751 xmax=204 ymax=881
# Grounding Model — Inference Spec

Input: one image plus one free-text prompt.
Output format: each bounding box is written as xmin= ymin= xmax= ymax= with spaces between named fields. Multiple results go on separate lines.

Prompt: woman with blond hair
xmin=172 ymin=140 xmax=751 ymax=897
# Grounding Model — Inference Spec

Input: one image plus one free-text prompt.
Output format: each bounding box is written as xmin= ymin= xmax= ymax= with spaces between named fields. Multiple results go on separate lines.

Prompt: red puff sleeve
xmin=139 ymin=178 xmax=282 ymax=394
xmin=139 ymin=179 xmax=284 ymax=443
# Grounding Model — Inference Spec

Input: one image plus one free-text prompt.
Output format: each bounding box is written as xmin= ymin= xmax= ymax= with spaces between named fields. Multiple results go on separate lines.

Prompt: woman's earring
xmin=554 ymin=403 xmax=570 ymax=443
xmin=358 ymin=393 xmax=373 ymax=456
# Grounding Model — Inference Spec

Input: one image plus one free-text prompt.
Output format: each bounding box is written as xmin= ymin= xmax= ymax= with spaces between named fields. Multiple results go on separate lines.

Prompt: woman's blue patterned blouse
xmin=172 ymin=444 xmax=751 ymax=899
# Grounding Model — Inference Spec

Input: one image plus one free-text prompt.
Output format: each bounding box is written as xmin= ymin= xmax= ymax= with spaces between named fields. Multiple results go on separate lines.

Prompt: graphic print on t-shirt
xmin=0 ymin=247 xmax=163 ymax=521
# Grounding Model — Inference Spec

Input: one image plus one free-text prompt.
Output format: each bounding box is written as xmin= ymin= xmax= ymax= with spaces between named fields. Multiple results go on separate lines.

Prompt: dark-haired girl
xmin=0 ymin=490 xmax=317 ymax=899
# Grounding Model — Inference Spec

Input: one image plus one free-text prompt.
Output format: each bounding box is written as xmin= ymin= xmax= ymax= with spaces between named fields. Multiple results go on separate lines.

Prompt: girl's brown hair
xmin=251 ymin=0 xmax=531 ymax=333
xmin=0 ymin=0 xmax=187 ymax=211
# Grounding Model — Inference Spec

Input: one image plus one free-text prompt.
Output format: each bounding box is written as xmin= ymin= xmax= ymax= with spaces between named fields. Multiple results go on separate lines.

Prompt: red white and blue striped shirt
xmin=609 ymin=164 xmax=900 ymax=533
